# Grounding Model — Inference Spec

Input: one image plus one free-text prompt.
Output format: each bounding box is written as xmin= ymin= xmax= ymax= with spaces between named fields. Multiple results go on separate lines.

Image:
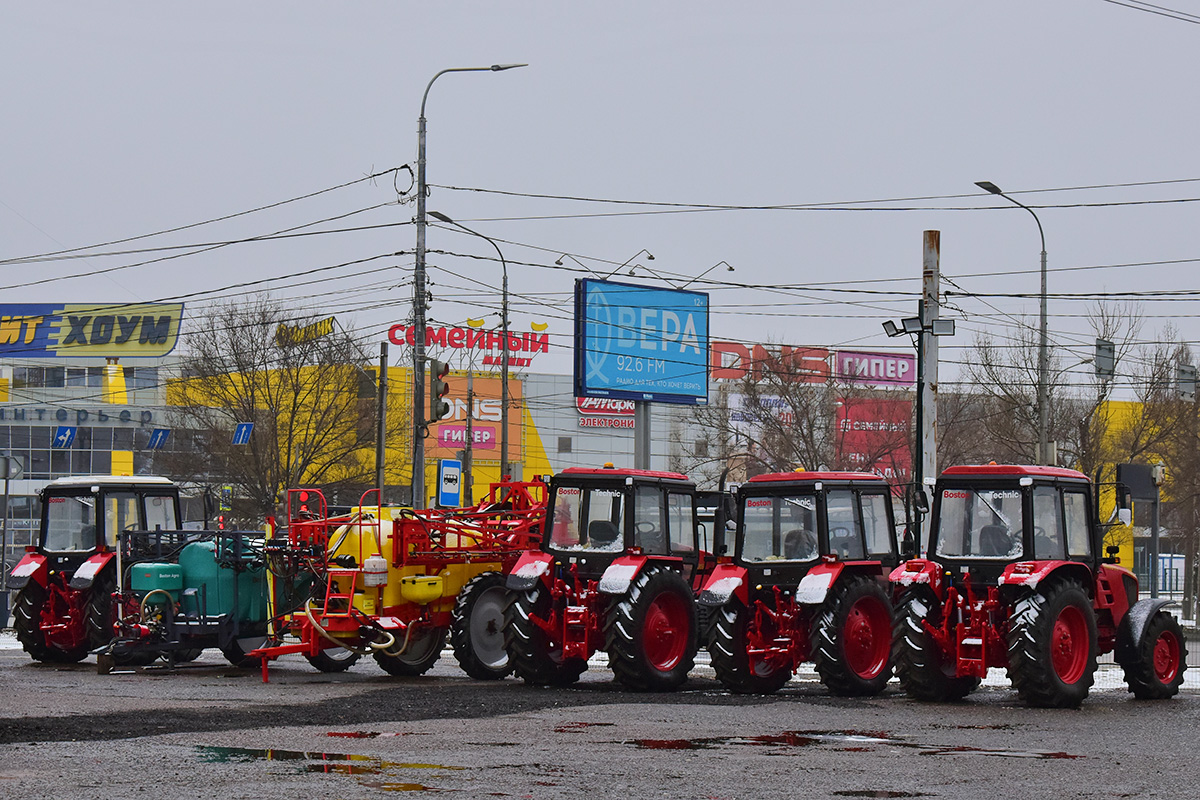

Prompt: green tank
xmin=177 ymin=539 xmax=267 ymax=621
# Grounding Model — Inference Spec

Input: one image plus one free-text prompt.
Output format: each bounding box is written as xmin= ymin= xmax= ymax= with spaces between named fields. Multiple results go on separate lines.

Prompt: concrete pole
xmin=634 ymin=401 xmax=651 ymax=470
xmin=921 ymin=231 xmax=940 ymax=499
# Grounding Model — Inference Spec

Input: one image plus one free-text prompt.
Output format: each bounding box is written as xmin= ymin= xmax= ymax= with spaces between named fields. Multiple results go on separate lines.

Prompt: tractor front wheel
xmin=708 ymin=600 xmax=792 ymax=694
xmin=504 ymin=586 xmax=587 ymax=686
xmin=892 ymin=593 xmax=979 ymax=702
xmin=1117 ymin=610 xmax=1187 ymax=700
xmin=1007 ymin=581 xmax=1098 ymax=708
xmin=373 ymin=627 xmax=445 ymax=677
xmin=451 ymin=572 xmax=513 ymax=680
xmin=811 ymin=575 xmax=893 ymax=696
xmin=605 ymin=565 xmax=697 ymax=692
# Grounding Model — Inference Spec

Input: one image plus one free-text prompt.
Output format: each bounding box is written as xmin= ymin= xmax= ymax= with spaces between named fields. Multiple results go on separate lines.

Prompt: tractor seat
xmin=588 ymin=519 xmax=620 ymax=547
xmin=979 ymin=524 xmax=1012 ymax=556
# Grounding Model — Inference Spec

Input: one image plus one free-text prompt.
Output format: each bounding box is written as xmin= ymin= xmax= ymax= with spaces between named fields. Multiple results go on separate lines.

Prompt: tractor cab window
xmin=144 ymin=493 xmax=178 ymax=532
xmin=740 ymin=493 xmax=818 ymax=563
xmin=666 ymin=492 xmax=695 ymax=555
xmin=633 ymin=485 xmax=669 ymax=555
xmin=1033 ymin=486 xmax=1066 ymax=560
xmin=43 ymin=494 xmax=97 ymax=552
xmin=1064 ymin=490 xmax=1092 ymax=559
xmin=103 ymin=492 xmax=141 ymax=548
xmin=827 ymin=490 xmax=865 ymax=560
xmin=549 ymin=485 xmax=625 ymax=552
xmin=935 ymin=487 xmax=1024 ymax=559
xmin=861 ymin=492 xmax=896 ymax=559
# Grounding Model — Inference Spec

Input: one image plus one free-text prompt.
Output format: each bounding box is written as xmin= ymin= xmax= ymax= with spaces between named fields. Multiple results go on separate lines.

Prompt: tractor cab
xmin=733 ymin=471 xmax=899 ymax=586
xmin=925 ymin=464 xmax=1098 ymax=587
xmin=544 ymin=466 xmax=701 ymax=582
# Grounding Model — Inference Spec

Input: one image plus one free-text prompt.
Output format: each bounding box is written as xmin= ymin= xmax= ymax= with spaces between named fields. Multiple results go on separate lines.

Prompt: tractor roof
xmin=45 ymin=475 xmax=177 ymax=488
xmin=558 ymin=466 xmax=691 ymax=481
xmin=940 ymin=464 xmax=1088 ymax=481
xmin=747 ymin=471 xmax=888 ymax=485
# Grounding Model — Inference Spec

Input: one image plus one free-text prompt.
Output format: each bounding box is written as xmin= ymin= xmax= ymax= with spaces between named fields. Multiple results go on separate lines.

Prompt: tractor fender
xmin=598 ymin=555 xmax=654 ymax=595
xmin=796 ymin=561 xmax=845 ymax=605
xmin=69 ymin=552 xmax=115 ymax=590
xmin=8 ymin=552 xmax=49 ymax=591
xmin=888 ymin=558 xmax=943 ymax=599
xmin=1122 ymin=598 xmax=1178 ymax=650
xmin=998 ymin=560 xmax=1084 ymax=591
xmin=697 ymin=563 xmax=748 ymax=607
xmin=505 ymin=551 xmax=554 ymax=591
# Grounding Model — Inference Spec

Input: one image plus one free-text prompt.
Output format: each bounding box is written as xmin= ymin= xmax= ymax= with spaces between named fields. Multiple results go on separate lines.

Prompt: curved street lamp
xmin=976 ymin=180 xmax=1050 ymax=464
xmin=430 ymin=211 xmax=512 ymax=484
xmin=411 ymin=63 xmax=526 ymax=507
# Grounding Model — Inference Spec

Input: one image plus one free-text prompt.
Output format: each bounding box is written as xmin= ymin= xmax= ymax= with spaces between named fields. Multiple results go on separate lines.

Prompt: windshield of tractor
xmin=549 ymin=484 xmax=625 ymax=553
xmin=741 ymin=493 xmax=819 ymax=562
xmin=935 ymin=487 xmax=1024 ymax=560
xmin=43 ymin=494 xmax=97 ymax=552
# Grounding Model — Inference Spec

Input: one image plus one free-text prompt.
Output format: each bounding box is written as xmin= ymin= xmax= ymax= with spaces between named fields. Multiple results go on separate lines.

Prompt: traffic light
xmin=429 ymin=359 xmax=451 ymax=421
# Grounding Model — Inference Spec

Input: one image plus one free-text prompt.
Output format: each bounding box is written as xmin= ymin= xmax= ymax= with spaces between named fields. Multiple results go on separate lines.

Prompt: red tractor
xmin=890 ymin=464 xmax=1188 ymax=708
xmin=9 ymin=476 xmax=184 ymax=664
xmin=504 ymin=466 xmax=711 ymax=691
xmin=697 ymin=471 xmax=900 ymax=695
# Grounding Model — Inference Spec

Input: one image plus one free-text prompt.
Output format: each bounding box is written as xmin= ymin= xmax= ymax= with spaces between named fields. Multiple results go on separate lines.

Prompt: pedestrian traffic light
xmin=429 ymin=359 xmax=451 ymax=421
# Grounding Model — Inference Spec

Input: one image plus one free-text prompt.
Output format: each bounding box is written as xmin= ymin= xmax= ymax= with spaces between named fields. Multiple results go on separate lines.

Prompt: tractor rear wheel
xmin=306 ymin=646 xmax=361 ymax=673
xmin=893 ymin=593 xmax=979 ymax=701
xmin=373 ymin=627 xmax=445 ymax=677
xmin=14 ymin=582 xmax=88 ymax=663
xmin=451 ymin=572 xmax=513 ymax=680
xmin=709 ymin=600 xmax=792 ymax=694
xmin=505 ymin=586 xmax=587 ymax=686
xmin=811 ymin=575 xmax=893 ymax=696
xmin=1007 ymin=581 xmax=1098 ymax=708
xmin=1117 ymin=610 xmax=1187 ymax=699
xmin=605 ymin=565 xmax=697 ymax=692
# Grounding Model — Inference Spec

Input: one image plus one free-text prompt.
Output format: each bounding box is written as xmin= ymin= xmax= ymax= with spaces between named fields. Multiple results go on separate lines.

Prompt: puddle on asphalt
xmin=196 ymin=746 xmax=464 ymax=792
xmin=554 ymin=721 xmax=617 ymax=733
xmin=834 ymin=792 xmax=928 ymax=798
xmin=626 ymin=730 xmax=1080 ymax=760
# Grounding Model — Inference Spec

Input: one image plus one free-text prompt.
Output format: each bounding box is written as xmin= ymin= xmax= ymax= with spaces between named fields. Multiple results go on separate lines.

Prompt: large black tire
xmin=708 ymin=600 xmax=792 ymax=694
xmin=221 ymin=636 xmax=266 ymax=669
xmin=373 ymin=627 xmax=446 ymax=676
xmin=1006 ymin=581 xmax=1098 ymax=708
xmin=892 ymin=593 xmax=980 ymax=702
xmin=85 ymin=570 xmax=118 ymax=650
xmin=605 ymin=565 xmax=697 ymax=692
xmin=451 ymin=572 xmax=514 ymax=680
xmin=1116 ymin=610 xmax=1188 ymax=700
xmin=14 ymin=582 xmax=88 ymax=664
xmin=306 ymin=646 xmax=361 ymax=673
xmin=504 ymin=586 xmax=588 ymax=686
xmin=811 ymin=575 xmax=894 ymax=696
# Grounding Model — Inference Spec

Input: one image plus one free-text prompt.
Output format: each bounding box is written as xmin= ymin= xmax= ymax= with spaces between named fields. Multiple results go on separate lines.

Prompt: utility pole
xmin=920 ymin=231 xmax=940 ymax=499
xmin=464 ymin=369 xmax=474 ymax=504
xmin=375 ymin=342 xmax=388 ymax=503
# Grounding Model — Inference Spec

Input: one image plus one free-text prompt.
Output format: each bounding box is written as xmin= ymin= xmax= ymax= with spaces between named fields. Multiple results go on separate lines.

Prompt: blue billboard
xmin=573 ymin=279 xmax=709 ymax=405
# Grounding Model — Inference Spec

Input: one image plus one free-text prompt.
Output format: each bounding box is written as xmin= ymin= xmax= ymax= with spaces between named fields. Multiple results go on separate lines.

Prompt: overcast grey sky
xmin=3 ymin=1 xmax=1199 ymax=394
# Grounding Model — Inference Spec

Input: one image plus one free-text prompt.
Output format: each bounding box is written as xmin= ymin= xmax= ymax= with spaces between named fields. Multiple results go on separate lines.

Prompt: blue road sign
xmin=437 ymin=459 xmax=462 ymax=507
xmin=147 ymin=428 xmax=171 ymax=450
xmin=232 ymin=422 xmax=254 ymax=446
xmin=52 ymin=426 xmax=77 ymax=448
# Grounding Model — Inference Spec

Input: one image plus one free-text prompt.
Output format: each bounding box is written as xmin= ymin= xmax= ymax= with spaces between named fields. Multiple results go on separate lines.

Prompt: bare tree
xmin=163 ymin=296 xmax=392 ymax=520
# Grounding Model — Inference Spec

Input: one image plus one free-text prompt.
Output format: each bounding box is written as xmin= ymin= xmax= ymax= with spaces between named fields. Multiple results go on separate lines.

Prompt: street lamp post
xmin=412 ymin=63 xmax=526 ymax=508
xmin=429 ymin=211 xmax=512 ymax=483
xmin=976 ymin=181 xmax=1050 ymax=464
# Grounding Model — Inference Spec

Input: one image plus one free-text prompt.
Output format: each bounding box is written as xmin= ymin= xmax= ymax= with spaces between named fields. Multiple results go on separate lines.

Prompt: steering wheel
xmin=634 ymin=521 xmax=657 ymax=534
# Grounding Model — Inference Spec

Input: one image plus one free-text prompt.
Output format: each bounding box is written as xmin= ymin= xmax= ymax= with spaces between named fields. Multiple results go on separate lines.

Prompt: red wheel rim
xmin=642 ymin=591 xmax=690 ymax=671
xmin=1051 ymin=605 xmax=1089 ymax=684
xmin=1152 ymin=630 xmax=1181 ymax=684
xmin=842 ymin=595 xmax=891 ymax=679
